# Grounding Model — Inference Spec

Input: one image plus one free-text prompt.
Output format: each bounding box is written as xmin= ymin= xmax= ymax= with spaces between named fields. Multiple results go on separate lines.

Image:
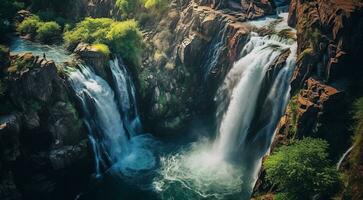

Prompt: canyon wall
xmin=254 ymin=0 xmax=363 ymax=199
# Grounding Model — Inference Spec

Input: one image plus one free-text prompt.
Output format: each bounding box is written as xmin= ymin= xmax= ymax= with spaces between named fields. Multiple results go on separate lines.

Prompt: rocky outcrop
xmin=282 ymin=0 xmax=363 ymax=153
xmin=198 ymin=0 xmax=276 ymax=18
xmin=254 ymin=0 xmax=363 ymax=198
xmin=138 ymin=0 xmax=271 ymax=134
xmin=74 ymin=43 xmax=110 ymax=81
xmin=0 ymin=53 xmax=92 ymax=200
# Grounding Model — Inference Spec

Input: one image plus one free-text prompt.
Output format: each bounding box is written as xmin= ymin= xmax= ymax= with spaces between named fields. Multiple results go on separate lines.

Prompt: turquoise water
xmin=10 ymin=37 xmax=74 ymax=63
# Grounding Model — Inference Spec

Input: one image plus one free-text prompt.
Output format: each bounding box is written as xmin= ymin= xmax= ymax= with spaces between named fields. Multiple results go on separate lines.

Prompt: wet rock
xmin=74 ymin=43 xmax=109 ymax=80
xmin=49 ymin=140 xmax=89 ymax=170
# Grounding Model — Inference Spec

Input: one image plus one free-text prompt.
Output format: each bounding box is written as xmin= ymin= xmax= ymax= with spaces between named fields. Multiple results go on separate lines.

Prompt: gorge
xmin=0 ymin=0 xmax=362 ymax=200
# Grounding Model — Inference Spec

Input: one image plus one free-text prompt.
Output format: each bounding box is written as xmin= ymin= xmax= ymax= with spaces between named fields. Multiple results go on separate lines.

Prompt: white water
xmin=154 ymin=13 xmax=297 ymax=199
xmin=214 ymin=34 xmax=291 ymax=157
xmin=202 ymin=24 xmax=229 ymax=80
xmin=110 ymin=58 xmax=142 ymax=136
xmin=68 ymin=62 xmax=156 ymax=177
xmin=337 ymin=145 xmax=355 ymax=170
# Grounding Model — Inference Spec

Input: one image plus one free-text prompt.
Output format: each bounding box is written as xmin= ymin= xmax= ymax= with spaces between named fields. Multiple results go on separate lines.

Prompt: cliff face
xmin=277 ymin=0 xmax=363 ymax=153
xmin=255 ymin=0 xmax=363 ymax=198
xmin=137 ymin=0 xmax=280 ymax=134
xmin=0 ymin=52 xmax=92 ymax=200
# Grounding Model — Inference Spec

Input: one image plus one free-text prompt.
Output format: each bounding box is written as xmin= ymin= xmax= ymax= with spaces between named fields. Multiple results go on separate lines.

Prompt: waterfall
xmin=110 ymin=58 xmax=142 ymax=137
xmin=201 ymin=23 xmax=229 ymax=80
xmin=214 ymin=34 xmax=296 ymax=160
xmin=337 ymin=145 xmax=355 ymax=170
xmin=155 ymin=14 xmax=297 ymax=198
xmin=68 ymin=64 xmax=130 ymax=176
xmin=68 ymin=61 xmax=156 ymax=177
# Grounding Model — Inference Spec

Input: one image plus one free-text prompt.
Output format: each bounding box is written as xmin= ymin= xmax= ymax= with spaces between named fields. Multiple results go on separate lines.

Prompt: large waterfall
xmin=68 ymin=59 xmax=156 ymax=177
xmin=154 ymin=13 xmax=297 ymax=200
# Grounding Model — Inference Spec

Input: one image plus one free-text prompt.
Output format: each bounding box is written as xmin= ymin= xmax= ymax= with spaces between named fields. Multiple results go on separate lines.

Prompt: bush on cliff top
xmin=265 ymin=138 xmax=340 ymax=200
xmin=17 ymin=15 xmax=61 ymax=44
xmin=17 ymin=16 xmax=41 ymax=36
xmin=36 ymin=21 xmax=61 ymax=43
xmin=64 ymin=18 xmax=143 ymax=65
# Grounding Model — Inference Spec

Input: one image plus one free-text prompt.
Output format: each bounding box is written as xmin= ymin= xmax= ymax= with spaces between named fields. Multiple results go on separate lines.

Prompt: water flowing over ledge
xmin=153 ymin=12 xmax=297 ymax=200
xmin=67 ymin=59 xmax=157 ymax=177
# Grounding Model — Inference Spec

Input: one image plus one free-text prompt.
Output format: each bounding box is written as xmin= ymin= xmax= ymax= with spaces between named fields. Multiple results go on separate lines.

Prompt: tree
xmin=265 ymin=138 xmax=340 ymax=200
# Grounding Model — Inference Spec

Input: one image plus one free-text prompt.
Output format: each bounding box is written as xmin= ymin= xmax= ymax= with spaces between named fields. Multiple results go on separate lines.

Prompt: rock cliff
xmin=0 ymin=52 xmax=92 ymax=200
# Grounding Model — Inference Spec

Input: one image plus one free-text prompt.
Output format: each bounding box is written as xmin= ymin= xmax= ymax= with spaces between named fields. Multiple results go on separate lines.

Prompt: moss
xmin=92 ymin=43 xmax=110 ymax=57
xmin=289 ymin=94 xmax=299 ymax=137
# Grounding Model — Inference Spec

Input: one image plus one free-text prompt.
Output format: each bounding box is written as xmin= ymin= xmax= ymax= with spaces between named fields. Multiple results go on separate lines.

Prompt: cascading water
xmin=154 ymin=13 xmax=297 ymax=200
xmin=201 ymin=24 xmax=229 ymax=80
xmin=337 ymin=145 xmax=355 ymax=170
xmin=110 ymin=58 xmax=142 ymax=137
xmin=68 ymin=61 xmax=156 ymax=177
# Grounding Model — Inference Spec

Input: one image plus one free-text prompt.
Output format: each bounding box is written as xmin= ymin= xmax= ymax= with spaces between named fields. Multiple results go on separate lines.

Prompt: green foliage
xmin=351 ymin=97 xmax=363 ymax=165
xmin=92 ymin=43 xmax=110 ymax=57
xmin=115 ymin=0 xmax=169 ymax=18
xmin=107 ymin=20 xmax=143 ymax=65
xmin=63 ymin=18 xmax=114 ymax=47
xmin=144 ymin=0 xmax=166 ymax=9
xmin=36 ymin=21 xmax=61 ymax=43
xmin=17 ymin=16 xmax=41 ymax=36
xmin=275 ymin=193 xmax=289 ymax=200
xmin=17 ymin=16 xmax=61 ymax=44
xmin=115 ymin=0 xmax=140 ymax=17
xmin=265 ymin=138 xmax=340 ymax=200
xmin=64 ymin=18 xmax=143 ymax=65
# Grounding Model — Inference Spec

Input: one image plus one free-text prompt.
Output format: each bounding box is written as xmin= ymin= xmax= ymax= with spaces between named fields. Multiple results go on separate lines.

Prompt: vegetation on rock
xmin=265 ymin=138 xmax=341 ymax=200
xmin=64 ymin=18 xmax=143 ymax=65
xmin=92 ymin=43 xmax=111 ymax=57
xmin=17 ymin=15 xmax=61 ymax=44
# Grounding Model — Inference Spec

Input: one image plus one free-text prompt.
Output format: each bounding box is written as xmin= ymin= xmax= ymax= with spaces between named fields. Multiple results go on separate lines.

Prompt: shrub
xmin=115 ymin=0 xmax=140 ymax=17
xmin=63 ymin=17 xmax=114 ymax=47
xmin=92 ymin=43 xmax=110 ymax=57
xmin=265 ymin=138 xmax=340 ymax=200
xmin=36 ymin=21 xmax=61 ymax=43
xmin=106 ymin=20 xmax=143 ymax=65
xmin=17 ymin=16 xmax=41 ymax=36
xmin=64 ymin=18 xmax=143 ymax=65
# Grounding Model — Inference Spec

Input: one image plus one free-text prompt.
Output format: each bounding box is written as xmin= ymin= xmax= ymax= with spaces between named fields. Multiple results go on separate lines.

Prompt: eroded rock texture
xmin=0 ymin=53 xmax=92 ymax=200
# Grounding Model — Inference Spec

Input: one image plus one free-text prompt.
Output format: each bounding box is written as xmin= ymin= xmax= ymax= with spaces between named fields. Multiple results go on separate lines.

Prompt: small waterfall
xmin=110 ymin=58 xmax=142 ymax=136
xmin=337 ymin=145 xmax=355 ymax=170
xmin=201 ymin=23 xmax=229 ymax=80
xmin=68 ymin=64 xmax=130 ymax=176
xmin=68 ymin=61 xmax=156 ymax=177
